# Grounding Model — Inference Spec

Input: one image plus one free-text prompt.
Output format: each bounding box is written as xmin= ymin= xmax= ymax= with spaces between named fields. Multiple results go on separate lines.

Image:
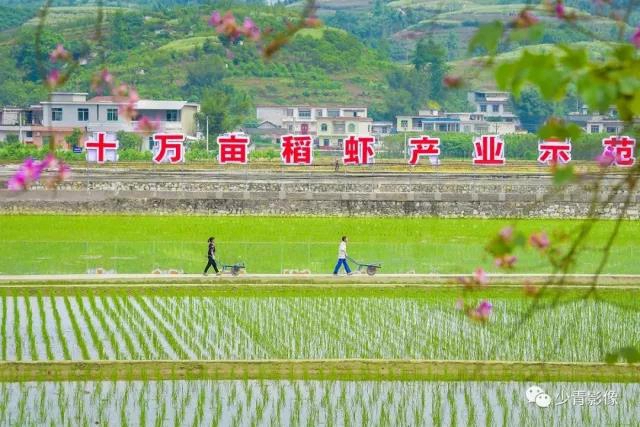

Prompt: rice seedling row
xmin=1 ymin=380 xmax=633 ymax=427
xmin=1 ymin=295 xmax=639 ymax=363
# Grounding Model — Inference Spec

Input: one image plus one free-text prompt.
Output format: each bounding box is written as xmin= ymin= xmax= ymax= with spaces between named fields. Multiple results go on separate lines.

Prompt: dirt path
xmin=1 ymin=359 xmax=637 ymax=383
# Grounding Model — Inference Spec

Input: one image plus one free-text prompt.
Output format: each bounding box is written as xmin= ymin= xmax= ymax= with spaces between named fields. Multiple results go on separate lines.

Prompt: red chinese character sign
xmin=85 ymin=132 xmax=119 ymax=163
xmin=603 ymin=136 xmax=636 ymax=167
xmin=218 ymin=133 xmax=250 ymax=164
xmin=152 ymin=134 xmax=185 ymax=164
xmin=473 ymin=135 xmax=505 ymax=165
xmin=408 ymin=136 xmax=440 ymax=165
xmin=343 ymin=136 xmax=376 ymax=165
xmin=281 ymin=135 xmax=313 ymax=165
xmin=538 ymin=139 xmax=572 ymax=165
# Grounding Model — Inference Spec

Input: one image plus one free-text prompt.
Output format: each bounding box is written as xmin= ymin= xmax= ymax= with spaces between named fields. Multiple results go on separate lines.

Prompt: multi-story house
xmin=566 ymin=105 xmax=627 ymax=134
xmin=316 ymin=116 xmax=373 ymax=147
xmin=396 ymin=91 xmax=521 ymax=135
xmin=0 ymin=92 xmax=200 ymax=149
xmin=0 ymin=107 xmax=34 ymax=143
xmin=255 ymin=105 xmax=372 ymax=147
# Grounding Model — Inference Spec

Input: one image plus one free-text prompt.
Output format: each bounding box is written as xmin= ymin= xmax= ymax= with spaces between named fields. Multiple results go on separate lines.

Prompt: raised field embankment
xmin=1 ymin=169 xmax=638 ymax=218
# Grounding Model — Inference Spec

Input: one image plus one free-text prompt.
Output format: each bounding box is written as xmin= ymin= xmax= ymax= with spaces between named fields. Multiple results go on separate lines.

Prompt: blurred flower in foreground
xmin=470 ymin=300 xmax=493 ymax=322
xmin=529 ymin=232 xmax=550 ymax=251
xmin=458 ymin=267 xmax=490 ymax=287
xmin=135 ymin=116 xmax=160 ymax=134
xmin=46 ymin=69 xmax=60 ymax=89
xmin=495 ymin=254 xmax=517 ymax=269
xmin=6 ymin=155 xmax=70 ymax=191
xmin=209 ymin=11 xmax=260 ymax=42
xmin=631 ymin=27 xmax=640 ymax=49
xmin=49 ymin=44 xmax=70 ymax=63
xmin=596 ymin=146 xmax=616 ymax=167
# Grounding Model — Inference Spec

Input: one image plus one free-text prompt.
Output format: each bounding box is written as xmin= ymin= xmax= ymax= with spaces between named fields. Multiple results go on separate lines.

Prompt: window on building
xmin=51 ymin=108 xmax=63 ymax=122
xmin=480 ymin=105 xmax=487 ymax=112
xmin=299 ymin=109 xmax=311 ymax=118
xmin=321 ymin=123 xmax=328 ymax=132
xmin=348 ymin=123 xmax=356 ymax=133
xmin=26 ymin=131 xmax=33 ymax=138
xmin=328 ymin=109 xmax=339 ymax=118
xmin=353 ymin=112 xmax=358 ymax=117
xmin=323 ymin=139 xmax=329 ymax=146
xmin=492 ymin=105 xmax=500 ymax=113
xmin=606 ymin=127 xmax=617 ymax=133
xmin=400 ymin=120 xmax=408 ymax=128
xmin=77 ymin=108 xmax=89 ymax=122
xmin=316 ymin=109 xmax=323 ymax=117
xmin=286 ymin=109 xmax=294 ymax=117
xmin=166 ymin=110 xmax=179 ymax=122
xmin=288 ymin=125 xmax=293 ymax=131
xmin=590 ymin=125 xmax=600 ymax=133
xmin=107 ymin=108 xmax=118 ymax=121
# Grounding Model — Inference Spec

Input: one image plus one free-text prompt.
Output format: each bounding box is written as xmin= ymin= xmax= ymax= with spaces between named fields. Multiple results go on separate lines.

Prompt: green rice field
xmin=2 ymin=215 xmax=639 ymax=425
xmin=1 ymin=215 xmax=638 ymax=274
xmin=1 ymin=380 xmax=637 ymax=426
xmin=0 ymin=290 xmax=638 ymax=363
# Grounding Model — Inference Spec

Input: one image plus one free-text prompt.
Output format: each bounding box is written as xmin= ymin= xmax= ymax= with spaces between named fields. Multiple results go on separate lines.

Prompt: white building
xmin=255 ymin=105 xmax=372 ymax=147
xmin=396 ymin=91 xmax=521 ymax=135
xmin=566 ymin=106 xmax=627 ymax=134
xmin=0 ymin=92 xmax=200 ymax=149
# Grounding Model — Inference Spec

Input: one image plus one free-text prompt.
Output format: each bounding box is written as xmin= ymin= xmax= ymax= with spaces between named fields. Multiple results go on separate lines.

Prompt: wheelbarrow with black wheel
xmin=347 ymin=257 xmax=382 ymax=276
xmin=221 ymin=261 xmax=246 ymax=276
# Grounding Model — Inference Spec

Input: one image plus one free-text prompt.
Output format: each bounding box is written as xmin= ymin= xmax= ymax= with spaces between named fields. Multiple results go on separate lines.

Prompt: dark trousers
xmin=333 ymin=258 xmax=351 ymax=274
xmin=204 ymin=257 xmax=219 ymax=273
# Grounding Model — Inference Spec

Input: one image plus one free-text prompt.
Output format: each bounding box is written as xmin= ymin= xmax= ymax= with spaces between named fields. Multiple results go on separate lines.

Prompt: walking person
xmin=333 ymin=236 xmax=352 ymax=275
xmin=203 ymin=237 xmax=220 ymax=276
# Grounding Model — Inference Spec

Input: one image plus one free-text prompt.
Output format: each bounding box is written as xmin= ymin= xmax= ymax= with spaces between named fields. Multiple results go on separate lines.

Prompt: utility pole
xmin=206 ymin=115 xmax=209 ymax=152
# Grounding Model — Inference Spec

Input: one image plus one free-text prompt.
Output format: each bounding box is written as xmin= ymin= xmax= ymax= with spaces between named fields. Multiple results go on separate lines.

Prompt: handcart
xmin=221 ymin=261 xmax=246 ymax=276
xmin=347 ymin=257 xmax=382 ymax=276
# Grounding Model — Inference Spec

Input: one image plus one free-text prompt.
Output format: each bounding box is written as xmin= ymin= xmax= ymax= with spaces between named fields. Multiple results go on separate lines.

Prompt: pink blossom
xmin=49 ymin=44 xmax=70 ymax=63
xmin=495 ymin=255 xmax=517 ymax=269
xmin=596 ymin=147 xmax=616 ymax=167
xmin=6 ymin=157 xmax=41 ymax=191
xmin=554 ymin=1 xmax=565 ymax=18
xmin=473 ymin=300 xmax=493 ymax=321
xmin=57 ymin=163 xmax=71 ymax=181
xmin=242 ymin=18 xmax=261 ymax=41
xmin=499 ymin=226 xmax=513 ymax=241
xmin=7 ymin=170 xmax=28 ymax=191
xmin=135 ymin=116 xmax=160 ymax=134
xmin=46 ymin=69 xmax=61 ymax=88
xmin=454 ymin=298 xmax=464 ymax=311
xmin=208 ymin=11 xmax=222 ymax=27
xmin=529 ymin=232 xmax=550 ymax=250
xmin=633 ymin=27 xmax=640 ymax=48
xmin=473 ymin=268 xmax=489 ymax=286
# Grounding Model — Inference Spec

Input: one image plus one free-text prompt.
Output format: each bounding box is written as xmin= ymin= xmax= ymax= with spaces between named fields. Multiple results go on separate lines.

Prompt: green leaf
xmin=538 ymin=119 xmax=583 ymax=141
xmin=552 ymin=164 xmax=575 ymax=186
xmin=468 ymin=21 xmax=504 ymax=55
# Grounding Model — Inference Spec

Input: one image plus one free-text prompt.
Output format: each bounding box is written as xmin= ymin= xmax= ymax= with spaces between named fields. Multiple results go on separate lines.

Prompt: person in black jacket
xmin=203 ymin=237 xmax=220 ymax=275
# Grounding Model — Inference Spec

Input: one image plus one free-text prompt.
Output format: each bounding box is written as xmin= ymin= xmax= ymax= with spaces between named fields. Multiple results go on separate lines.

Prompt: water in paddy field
xmin=0 ymin=380 xmax=637 ymax=426
xmin=2 ymin=295 xmax=640 ymax=362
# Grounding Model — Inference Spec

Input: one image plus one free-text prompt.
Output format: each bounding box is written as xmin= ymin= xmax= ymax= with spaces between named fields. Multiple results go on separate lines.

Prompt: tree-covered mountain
xmin=0 ymin=0 xmax=631 ymax=128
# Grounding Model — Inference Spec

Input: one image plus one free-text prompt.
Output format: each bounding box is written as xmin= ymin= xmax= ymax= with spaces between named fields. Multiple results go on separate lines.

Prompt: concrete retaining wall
xmin=0 ymin=170 xmax=637 ymax=218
